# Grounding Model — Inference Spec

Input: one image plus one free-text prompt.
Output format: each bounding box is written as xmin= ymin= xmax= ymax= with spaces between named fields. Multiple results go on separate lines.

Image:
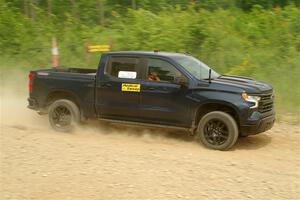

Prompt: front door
xmin=139 ymin=57 xmax=191 ymax=127
xmin=96 ymin=56 xmax=142 ymax=121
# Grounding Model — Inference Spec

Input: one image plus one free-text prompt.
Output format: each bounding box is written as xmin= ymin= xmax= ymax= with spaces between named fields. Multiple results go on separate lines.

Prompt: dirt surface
xmin=1 ymin=73 xmax=300 ymax=200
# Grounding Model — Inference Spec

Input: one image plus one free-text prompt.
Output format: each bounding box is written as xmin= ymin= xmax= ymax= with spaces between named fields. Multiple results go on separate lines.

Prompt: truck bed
xmin=35 ymin=67 xmax=97 ymax=75
xmin=29 ymin=67 xmax=97 ymax=117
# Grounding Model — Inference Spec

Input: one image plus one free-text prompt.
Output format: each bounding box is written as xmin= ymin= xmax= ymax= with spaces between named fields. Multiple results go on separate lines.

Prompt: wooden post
xmin=109 ymin=37 xmax=113 ymax=51
xmin=85 ymin=42 xmax=90 ymax=64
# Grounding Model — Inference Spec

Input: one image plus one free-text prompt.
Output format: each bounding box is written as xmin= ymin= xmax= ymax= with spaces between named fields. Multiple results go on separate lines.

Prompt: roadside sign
xmin=87 ymin=45 xmax=111 ymax=52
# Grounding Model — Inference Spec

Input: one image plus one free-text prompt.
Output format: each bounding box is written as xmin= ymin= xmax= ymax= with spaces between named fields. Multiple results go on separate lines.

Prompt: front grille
xmin=258 ymin=93 xmax=274 ymax=113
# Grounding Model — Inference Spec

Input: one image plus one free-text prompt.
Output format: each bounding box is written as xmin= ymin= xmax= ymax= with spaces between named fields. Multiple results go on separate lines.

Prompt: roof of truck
xmin=104 ymin=51 xmax=188 ymax=57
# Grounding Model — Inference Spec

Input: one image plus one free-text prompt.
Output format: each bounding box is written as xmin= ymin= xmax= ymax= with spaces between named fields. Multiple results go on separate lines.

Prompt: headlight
xmin=241 ymin=92 xmax=261 ymax=108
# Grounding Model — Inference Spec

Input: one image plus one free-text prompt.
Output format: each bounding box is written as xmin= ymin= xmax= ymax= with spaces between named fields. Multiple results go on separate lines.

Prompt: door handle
xmin=146 ymin=87 xmax=156 ymax=90
xmin=99 ymin=83 xmax=112 ymax=88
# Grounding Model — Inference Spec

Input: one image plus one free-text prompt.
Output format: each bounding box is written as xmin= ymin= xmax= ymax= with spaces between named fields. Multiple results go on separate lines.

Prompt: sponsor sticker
xmin=121 ymin=83 xmax=141 ymax=92
xmin=118 ymin=71 xmax=137 ymax=79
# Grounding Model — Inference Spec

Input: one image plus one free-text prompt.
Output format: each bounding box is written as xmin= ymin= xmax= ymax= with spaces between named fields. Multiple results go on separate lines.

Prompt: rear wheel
xmin=196 ymin=111 xmax=238 ymax=150
xmin=48 ymin=99 xmax=80 ymax=132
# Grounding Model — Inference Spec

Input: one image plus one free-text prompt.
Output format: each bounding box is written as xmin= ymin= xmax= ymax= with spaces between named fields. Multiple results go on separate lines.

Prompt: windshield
xmin=173 ymin=55 xmax=219 ymax=80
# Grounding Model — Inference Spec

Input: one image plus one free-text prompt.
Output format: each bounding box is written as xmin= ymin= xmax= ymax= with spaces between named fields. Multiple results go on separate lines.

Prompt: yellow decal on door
xmin=121 ymin=83 xmax=141 ymax=92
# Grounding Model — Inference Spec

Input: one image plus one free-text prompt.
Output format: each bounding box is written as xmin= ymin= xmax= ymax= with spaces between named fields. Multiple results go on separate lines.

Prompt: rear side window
xmin=146 ymin=58 xmax=183 ymax=83
xmin=106 ymin=57 xmax=140 ymax=79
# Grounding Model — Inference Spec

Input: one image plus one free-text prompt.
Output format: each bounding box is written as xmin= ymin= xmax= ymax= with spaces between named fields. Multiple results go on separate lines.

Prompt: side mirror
xmin=174 ymin=76 xmax=188 ymax=87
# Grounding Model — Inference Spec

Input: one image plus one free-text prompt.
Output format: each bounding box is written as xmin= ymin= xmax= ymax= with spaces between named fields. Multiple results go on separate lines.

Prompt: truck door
xmin=96 ymin=56 xmax=143 ymax=121
xmin=139 ymin=57 xmax=191 ymax=127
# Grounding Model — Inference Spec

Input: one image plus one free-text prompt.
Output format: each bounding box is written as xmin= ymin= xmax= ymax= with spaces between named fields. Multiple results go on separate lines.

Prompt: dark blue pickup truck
xmin=28 ymin=51 xmax=275 ymax=150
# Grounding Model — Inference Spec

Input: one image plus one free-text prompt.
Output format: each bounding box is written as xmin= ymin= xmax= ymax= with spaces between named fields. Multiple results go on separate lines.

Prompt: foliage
xmin=0 ymin=0 xmax=299 ymax=118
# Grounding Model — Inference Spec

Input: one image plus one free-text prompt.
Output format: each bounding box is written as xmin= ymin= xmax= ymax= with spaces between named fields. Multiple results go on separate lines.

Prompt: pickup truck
xmin=28 ymin=51 xmax=275 ymax=150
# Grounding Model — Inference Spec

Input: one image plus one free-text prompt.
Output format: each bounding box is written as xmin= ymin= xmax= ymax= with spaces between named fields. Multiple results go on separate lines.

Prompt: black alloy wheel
xmin=51 ymin=105 xmax=72 ymax=128
xmin=197 ymin=111 xmax=239 ymax=150
xmin=48 ymin=99 xmax=80 ymax=132
xmin=203 ymin=119 xmax=229 ymax=146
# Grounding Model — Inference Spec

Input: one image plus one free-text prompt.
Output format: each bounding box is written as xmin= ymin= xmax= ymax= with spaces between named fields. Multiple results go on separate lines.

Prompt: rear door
xmin=96 ymin=56 xmax=143 ymax=121
xmin=139 ymin=57 xmax=191 ymax=127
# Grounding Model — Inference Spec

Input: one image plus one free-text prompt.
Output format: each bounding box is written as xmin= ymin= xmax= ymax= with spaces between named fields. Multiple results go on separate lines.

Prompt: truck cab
xmin=28 ymin=51 xmax=275 ymax=150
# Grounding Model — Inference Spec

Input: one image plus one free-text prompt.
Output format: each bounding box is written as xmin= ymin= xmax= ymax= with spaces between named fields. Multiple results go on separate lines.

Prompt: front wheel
xmin=48 ymin=99 xmax=80 ymax=132
xmin=196 ymin=111 xmax=238 ymax=150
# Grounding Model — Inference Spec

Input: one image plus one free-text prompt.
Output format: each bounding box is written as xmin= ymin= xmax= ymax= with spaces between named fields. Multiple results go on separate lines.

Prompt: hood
xmin=211 ymin=75 xmax=273 ymax=94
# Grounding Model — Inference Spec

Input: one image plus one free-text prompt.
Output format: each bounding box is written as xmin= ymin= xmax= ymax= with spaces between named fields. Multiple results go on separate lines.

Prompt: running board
xmin=98 ymin=118 xmax=192 ymax=132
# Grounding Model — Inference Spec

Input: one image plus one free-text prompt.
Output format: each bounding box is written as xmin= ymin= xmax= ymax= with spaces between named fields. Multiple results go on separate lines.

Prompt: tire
xmin=196 ymin=111 xmax=238 ymax=151
xmin=48 ymin=99 xmax=80 ymax=132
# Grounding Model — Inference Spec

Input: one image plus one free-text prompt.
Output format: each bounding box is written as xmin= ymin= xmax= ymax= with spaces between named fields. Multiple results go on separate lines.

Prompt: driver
xmin=148 ymin=71 xmax=160 ymax=81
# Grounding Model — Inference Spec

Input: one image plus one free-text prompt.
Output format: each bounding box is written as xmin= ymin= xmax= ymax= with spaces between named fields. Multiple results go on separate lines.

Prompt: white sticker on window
xmin=118 ymin=71 xmax=137 ymax=79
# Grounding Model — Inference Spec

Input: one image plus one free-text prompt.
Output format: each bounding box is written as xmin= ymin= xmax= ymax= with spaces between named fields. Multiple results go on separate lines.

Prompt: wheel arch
xmin=195 ymin=101 xmax=240 ymax=128
xmin=45 ymin=90 xmax=81 ymax=110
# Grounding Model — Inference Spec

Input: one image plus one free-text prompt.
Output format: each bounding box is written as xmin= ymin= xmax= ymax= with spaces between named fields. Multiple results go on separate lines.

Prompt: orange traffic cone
xmin=51 ymin=37 xmax=58 ymax=68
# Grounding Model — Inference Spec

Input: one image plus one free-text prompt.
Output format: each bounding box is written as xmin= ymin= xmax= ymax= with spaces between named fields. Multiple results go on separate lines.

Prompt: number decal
xmin=121 ymin=83 xmax=141 ymax=92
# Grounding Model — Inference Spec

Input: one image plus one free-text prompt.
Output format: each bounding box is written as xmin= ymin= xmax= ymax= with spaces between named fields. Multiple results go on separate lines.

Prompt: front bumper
xmin=240 ymin=112 xmax=275 ymax=136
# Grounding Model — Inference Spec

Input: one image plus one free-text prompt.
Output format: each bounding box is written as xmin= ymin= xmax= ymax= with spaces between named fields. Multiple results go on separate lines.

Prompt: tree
xmin=132 ymin=0 xmax=136 ymax=9
xmin=96 ymin=0 xmax=104 ymax=25
xmin=70 ymin=0 xmax=80 ymax=20
xmin=47 ymin=0 xmax=52 ymax=18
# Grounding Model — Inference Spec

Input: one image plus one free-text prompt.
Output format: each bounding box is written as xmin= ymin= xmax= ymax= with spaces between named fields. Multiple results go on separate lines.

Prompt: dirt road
xmin=1 ymin=73 xmax=300 ymax=200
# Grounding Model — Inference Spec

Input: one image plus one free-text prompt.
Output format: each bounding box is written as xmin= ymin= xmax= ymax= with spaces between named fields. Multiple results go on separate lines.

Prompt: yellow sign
xmin=87 ymin=45 xmax=111 ymax=52
xmin=121 ymin=83 xmax=141 ymax=92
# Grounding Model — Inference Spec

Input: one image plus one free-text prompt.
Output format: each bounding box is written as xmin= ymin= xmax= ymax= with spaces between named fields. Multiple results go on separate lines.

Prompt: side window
xmin=147 ymin=58 xmax=183 ymax=83
xmin=106 ymin=57 xmax=140 ymax=79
